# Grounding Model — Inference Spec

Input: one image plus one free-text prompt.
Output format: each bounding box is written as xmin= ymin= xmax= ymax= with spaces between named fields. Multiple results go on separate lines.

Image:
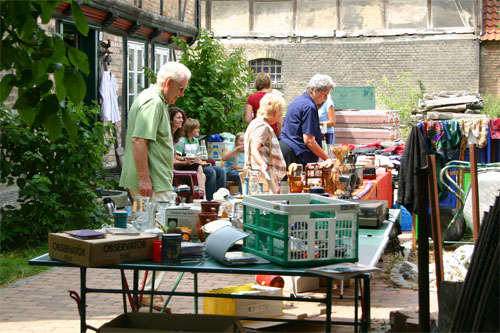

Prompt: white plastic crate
xmin=242 ymin=194 xmax=359 ymax=267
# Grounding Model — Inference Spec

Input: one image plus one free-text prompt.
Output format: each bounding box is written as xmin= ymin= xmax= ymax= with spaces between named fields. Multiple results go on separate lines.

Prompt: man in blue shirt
xmin=280 ymin=74 xmax=335 ymax=167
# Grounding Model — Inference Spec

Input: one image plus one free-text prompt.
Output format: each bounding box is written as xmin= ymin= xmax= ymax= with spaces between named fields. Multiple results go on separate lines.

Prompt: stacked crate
xmin=334 ymin=110 xmax=400 ymax=145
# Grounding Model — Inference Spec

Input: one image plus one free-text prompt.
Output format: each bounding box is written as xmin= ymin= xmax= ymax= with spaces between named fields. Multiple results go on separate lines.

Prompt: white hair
xmin=305 ymin=74 xmax=335 ymax=93
xmin=156 ymin=62 xmax=191 ymax=87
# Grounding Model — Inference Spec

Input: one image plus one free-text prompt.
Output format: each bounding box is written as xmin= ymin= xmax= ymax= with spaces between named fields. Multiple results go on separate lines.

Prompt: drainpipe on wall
xmin=196 ymin=0 xmax=201 ymax=31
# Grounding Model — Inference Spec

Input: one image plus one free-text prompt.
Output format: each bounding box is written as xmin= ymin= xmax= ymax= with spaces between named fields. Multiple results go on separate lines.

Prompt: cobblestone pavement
xmin=0 ymin=232 xmax=438 ymax=332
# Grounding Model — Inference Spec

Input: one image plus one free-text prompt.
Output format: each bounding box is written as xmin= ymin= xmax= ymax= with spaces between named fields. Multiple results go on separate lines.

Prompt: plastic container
xmin=113 ymin=210 xmax=128 ymax=228
xmin=400 ymin=205 xmax=413 ymax=231
xmin=153 ymin=240 xmax=162 ymax=263
xmin=256 ymin=274 xmax=285 ymax=288
xmin=242 ymin=194 xmax=359 ymax=267
xmin=204 ymin=283 xmax=282 ymax=318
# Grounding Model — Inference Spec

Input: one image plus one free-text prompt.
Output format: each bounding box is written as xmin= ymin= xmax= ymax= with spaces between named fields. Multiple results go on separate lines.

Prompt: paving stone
xmin=0 ymin=231 xmax=439 ymax=332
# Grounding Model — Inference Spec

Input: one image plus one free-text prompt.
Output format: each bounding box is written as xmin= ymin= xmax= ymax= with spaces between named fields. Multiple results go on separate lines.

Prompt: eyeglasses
xmin=172 ymin=79 xmax=185 ymax=93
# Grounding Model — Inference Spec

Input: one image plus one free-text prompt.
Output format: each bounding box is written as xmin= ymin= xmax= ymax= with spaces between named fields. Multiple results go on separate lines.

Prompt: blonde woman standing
xmin=244 ymin=92 xmax=287 ymax=192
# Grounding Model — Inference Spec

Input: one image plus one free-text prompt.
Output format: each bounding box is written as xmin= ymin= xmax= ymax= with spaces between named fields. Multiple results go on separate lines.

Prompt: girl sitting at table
xmin=176 ymin=118 xmax=226 ymax=200
xmin=170 ymin=107 xmax=206 ymax=199
xmin=222 ymin=132 xmax=245 ymax=193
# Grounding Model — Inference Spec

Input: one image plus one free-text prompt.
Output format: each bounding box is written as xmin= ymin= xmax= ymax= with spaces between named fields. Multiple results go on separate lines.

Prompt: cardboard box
xmin=204 ymin=283 xmax=282 ymax=318
xmin=207 ymin=142 xmax=232 ymax=160
xmin=48 ymin=231 xmax=157 ymax=267
xmin=283 ymin=276 xmax=319 ymax=294
xmin=98 ymin=312 xmax=245 ymax=332
xmin=163 ymin=206 xmax=201 ymax=232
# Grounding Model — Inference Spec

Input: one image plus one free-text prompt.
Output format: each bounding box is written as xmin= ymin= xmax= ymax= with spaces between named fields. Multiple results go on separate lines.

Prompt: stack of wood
xmin=413 ymin=91 xmax=485 ymax=121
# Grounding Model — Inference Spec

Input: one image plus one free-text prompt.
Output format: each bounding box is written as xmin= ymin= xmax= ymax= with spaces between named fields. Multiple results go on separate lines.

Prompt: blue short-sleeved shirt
xmin=281 ymin=92 xmax=322 ymax=164
xmin=223 ymin=145 xmax=244 ymax=173
xmin=318 ymin=95 xmax=335 ymax=134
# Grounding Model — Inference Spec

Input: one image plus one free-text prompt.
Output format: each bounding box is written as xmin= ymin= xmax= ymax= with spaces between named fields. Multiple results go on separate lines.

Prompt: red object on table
xmin=375 ymin=171 xmax=392 ymax=207
xmin=351 ymin=171 xmax=393 ymax=207
xmin=153 ymin=240 xmax=162 ymax=263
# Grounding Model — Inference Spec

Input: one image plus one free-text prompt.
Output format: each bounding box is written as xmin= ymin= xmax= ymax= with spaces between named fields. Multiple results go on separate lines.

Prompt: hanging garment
xmin=489 ymin=118 xmax=500 ymax=139
xmin=458 ymin=118 xmax=489 ymax=148
xmin=99 ymin=70 xmax=120 ymax=123
xmin=397 ymin=124 xmax=428 ymax=214
xmin=421 ymin=120 xmax=444 ymax=150
xmin=440 ymin=120 xmax=461 ymax=160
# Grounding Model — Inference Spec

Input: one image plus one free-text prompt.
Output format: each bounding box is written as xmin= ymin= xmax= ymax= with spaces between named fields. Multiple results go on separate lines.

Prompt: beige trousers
xmin=129 ymin=189 xmax=174 ymax=292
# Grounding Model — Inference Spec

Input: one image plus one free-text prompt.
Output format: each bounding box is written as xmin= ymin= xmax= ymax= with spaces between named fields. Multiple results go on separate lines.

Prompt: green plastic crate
xmin=242 ymin=194 xmax=359 ymax=267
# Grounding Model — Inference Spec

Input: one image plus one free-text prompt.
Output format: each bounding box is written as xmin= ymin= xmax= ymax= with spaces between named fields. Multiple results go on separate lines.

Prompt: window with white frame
xmin=249 ymin=58 xmax=282 ymax=83
xmin=127 ymin=41 xmax=145 ymax=110
xmin=154 ymin=46 xmax=171 ymax=72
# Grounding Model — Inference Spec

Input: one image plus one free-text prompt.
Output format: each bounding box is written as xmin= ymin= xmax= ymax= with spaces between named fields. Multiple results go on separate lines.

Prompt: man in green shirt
xmin=119 ymin=62 xmax=191 ymax=311
xmin=120 ymin=62 xmax=191 ymax=201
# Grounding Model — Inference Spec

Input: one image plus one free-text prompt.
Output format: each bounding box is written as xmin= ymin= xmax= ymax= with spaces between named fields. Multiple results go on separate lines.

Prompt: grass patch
xmin=0 ymin=244 xmax=50 ymax=286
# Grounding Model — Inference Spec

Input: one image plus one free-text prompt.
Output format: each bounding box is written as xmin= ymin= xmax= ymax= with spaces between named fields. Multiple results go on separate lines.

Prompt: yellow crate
xmin=204 ymin=283 xmax=282 ymax=318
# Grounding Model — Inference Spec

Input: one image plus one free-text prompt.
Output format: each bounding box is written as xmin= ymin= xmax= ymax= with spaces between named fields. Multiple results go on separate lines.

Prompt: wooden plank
xmin=469 ymin=143 xmax=480 ymax=242
xmin=428 ymin=104 xmax=467 ymax=112
xmin=422 ymin=96 xmax=478 ymax=109
xmin=427 ymin=154 xmax=444 ymax=299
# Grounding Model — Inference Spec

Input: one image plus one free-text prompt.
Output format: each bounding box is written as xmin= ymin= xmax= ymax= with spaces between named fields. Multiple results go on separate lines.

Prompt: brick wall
xmin=480 ymin=41 xmax=500 ymax=96
xmin=223 ymin=37 xmax=480 ymax=107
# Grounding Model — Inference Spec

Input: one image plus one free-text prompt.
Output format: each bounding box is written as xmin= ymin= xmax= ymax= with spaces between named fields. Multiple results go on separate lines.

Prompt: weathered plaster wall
xmin=203 ymin=0 xmax=476 ymax=35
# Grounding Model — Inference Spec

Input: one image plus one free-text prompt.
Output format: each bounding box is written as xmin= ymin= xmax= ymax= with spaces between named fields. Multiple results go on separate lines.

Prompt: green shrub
xmin=0 ymin=103 xmax=113 ymax=250
xmin=482 ymin=94 xmax=500 ymax=118
xmin=172 ymin=29 xmax=254 ymax=135
xmin=369 ymin=72 xmax=425 ymax=140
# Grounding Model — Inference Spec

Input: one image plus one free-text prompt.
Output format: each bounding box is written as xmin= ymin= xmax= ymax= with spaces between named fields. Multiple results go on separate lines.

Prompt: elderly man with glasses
xmin=119 ymin=62 xmax=191 ymax=311
xmin=120 ymin=61 xmax=191 ymax=201
xmin=279 ymin=74 xmax=335 ymax=168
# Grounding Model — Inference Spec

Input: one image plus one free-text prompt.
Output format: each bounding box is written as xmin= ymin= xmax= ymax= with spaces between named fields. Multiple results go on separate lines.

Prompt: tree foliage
xmin=0 ymin=0 xmax=113 ymax=250
xmin=172 ymin=30 xmax=254 ymax=135
xmin=0 ymin=104 xmax=113 ymax=250
xmin=369 ymin=72 xmax=425 ymax=139
xmin=1 ymin=0 xmax=90 ymax=142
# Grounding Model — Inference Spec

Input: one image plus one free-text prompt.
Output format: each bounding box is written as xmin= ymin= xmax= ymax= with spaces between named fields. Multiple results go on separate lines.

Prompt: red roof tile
xmin=482 ymin=0 xmax=500 ymax=41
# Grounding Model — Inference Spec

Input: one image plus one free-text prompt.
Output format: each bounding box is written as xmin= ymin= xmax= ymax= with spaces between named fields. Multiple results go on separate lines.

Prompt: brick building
xmin=0 ymin=0 xmax=200 ymax=205
xmin=201 ymin=0 xmax=498 ymax=105
xmin=480 ymin=0 xmax=500 ymax=96
xmin=40 ymin=0 xmax=199 ymax=149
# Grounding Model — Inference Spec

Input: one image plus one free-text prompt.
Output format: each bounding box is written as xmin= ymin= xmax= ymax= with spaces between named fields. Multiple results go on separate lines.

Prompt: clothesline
xmin=398 ymin=118 xmax=500 ymax=214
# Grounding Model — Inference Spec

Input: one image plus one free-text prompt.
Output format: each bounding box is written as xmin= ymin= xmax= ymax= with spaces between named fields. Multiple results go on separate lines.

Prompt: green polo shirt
xmin=176 ymin=136 xmax=200 ymax=156
xmin=119 ymin=85 xmax=174 ymax=192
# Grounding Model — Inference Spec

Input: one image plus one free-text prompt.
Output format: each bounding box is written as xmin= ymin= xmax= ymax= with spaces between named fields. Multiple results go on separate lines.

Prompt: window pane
xmin=128 ymin=52 xmax=133 ymax=72
xmin=249 ymin=58 xmax=282 ymax=83
xmin=129 ymin=74 xmax=134 ymax=91
xmin=137 ymin=73 xmax=143 ymax=88
xmin=137 ymin=50 xmax=143 ymax=70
